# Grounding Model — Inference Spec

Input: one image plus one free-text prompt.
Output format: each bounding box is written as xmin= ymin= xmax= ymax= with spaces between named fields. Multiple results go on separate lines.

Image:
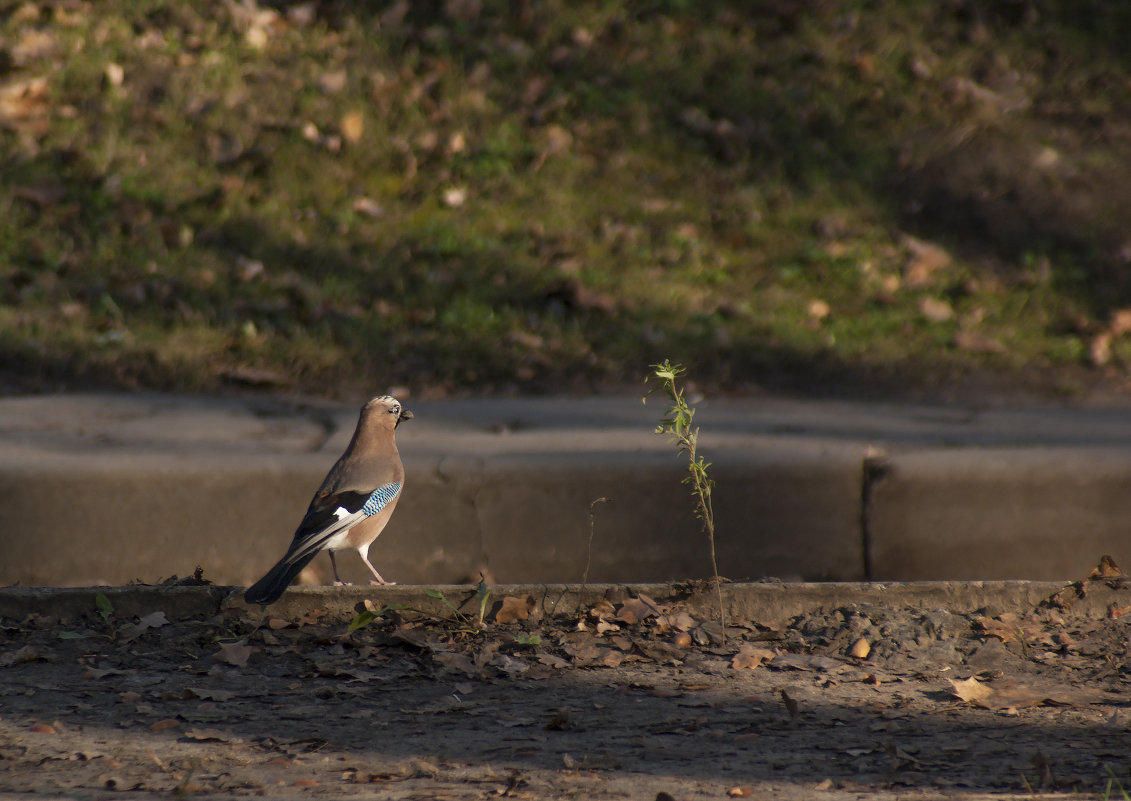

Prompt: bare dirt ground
xmin=2 ymin=568 xmax=1131 ymax=801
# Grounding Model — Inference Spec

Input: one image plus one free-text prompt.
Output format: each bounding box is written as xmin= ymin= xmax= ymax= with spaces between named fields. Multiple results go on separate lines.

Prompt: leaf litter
xmin=1 ymin=559 xmax=1131 ymax=797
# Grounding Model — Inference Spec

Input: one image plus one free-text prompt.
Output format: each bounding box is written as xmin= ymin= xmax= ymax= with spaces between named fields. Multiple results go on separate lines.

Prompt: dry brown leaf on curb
xmin=1088 ymin=554 xmax=1125 ymax=580
xmin=655 ymin=611 xmax=697 ymax=633
xmin=594 ymin=618 xmax=620 ymax=634
xmin=615 ymin=594 xmax=664 ymax=624
xmin=495 ymin=595 xmax=533 ymax=623
xmin=588 ymin=598 xmax=616 ymax=618
xmin=298 ymin=608 xmax=329 ymax=626
xmin=731 ymin=644 xmax=774 ymax=670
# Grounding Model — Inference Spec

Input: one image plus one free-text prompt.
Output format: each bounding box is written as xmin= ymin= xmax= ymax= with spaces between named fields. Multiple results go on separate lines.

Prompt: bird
xmin=244 ymin=395 xmax=413 ymax=605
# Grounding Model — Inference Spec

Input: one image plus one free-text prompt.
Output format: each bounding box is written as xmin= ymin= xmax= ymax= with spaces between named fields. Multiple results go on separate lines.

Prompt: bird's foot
xmin=333 ymin=580 xmax=353 ymax=587
xmin=368 ymin=579 xmax=396 ymax=586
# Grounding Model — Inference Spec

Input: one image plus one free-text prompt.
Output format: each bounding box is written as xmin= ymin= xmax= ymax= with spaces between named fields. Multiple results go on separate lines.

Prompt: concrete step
xmin=1 ymin=392 xmax=1130 ymax=587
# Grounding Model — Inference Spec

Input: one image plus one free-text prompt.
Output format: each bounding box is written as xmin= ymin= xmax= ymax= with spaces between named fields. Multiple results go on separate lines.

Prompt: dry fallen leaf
xmin=848 ymin=637 xmax=871 ymax=659
xmin=588 ymin=598 xmax=616 ymax=619
xmin=495 ymin=595 xmax=533 ymax=624
xmin=992 ymin=681 xmax=1107 ymax=710
xmin=213 ymin=641 xmax=258 ymax=667
xmin=137 ymin=611 xmax=168 ymax=630
xmin=731 ymin=644 xmax=774 ymax=670
xmin=728 ymin=787 xmax=753 ymax=798
xmin=615 ymin=594 xmax=663 ymax=624
xmin=298 ymin=608 xmax=329 ymax=626
xmin=352 ymin=196 xmax=384 ymax=218
xmin=318 ymin=70 xmax=347 ymax=94
xmin=972 ymin=614 xmax=1020 ymax=644
xmin=0 ymin=76 xmax=50 ymax=133
xmin=341 ymin=110 xmax=364 ymax=143
xmin=919 ymin=296 xmax=954 ymax=323
xmin=1088 ymin=555 xmax=1124 ymax=580
xmin=1090 ymin=332 xmax=1113 ymax=366
xmin=1 ymin=645 xmax=47 ymax=667
xmin=442 ymin=186 xmax=467 ymax=207
xmin=950 ymin=676 xmax=994 ymax=705
xmin=1110 ymin=309 xmax=1131 ymax=337
xmin=807 ymin=299 xmax=831 ymax=320
xmin=105 ymin=62 xmax=124 ymax=87
xmin=432 ymin=651 xmax=478 ymax=676
xmin=903 ymin=235 xmax=952 ymax=286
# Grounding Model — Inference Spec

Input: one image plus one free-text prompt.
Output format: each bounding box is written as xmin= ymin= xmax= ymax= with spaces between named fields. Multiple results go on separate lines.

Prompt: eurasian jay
xmin=244 ymin=395 xmax=413 ymax=605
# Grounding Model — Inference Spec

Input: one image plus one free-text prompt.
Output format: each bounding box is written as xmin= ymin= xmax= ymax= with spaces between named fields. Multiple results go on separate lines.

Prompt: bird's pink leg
xmin=357 ymin=546 xmax=394 ymax=585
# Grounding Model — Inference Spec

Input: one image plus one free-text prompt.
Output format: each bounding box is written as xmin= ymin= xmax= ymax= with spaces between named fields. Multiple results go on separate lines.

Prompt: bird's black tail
xmin=244 ymin=551 xmax=319 ymax=605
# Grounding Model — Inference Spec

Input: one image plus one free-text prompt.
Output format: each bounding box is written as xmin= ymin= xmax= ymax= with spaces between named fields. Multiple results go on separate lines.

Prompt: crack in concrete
xmin=860 ymin=450 xmax=891 ymax=581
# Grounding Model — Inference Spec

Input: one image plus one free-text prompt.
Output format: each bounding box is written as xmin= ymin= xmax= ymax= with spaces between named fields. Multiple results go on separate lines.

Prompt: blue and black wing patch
xmin=286 ymin=482 xmax=403 ymax=562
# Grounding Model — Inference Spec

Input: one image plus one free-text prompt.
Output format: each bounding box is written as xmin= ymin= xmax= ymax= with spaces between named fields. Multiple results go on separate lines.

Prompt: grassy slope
xmin=3 ymin=1 xmax=1131 ymax=400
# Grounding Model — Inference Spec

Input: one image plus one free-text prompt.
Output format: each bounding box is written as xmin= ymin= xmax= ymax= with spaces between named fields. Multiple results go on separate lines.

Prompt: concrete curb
xmin=0 ymin=580 xmax=1104 ymax=627
xmin=2 ymin=393 xmax=1131 ymax=586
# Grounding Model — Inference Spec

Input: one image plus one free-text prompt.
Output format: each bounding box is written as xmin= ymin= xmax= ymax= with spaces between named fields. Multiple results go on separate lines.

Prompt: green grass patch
xmin=3 ymin=2 xmax=1131 ymax=398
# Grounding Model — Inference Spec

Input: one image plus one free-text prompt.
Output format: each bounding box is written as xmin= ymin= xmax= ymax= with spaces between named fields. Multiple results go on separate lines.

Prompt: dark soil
xmin=2 ymin=575 xmax=1130 ymax=800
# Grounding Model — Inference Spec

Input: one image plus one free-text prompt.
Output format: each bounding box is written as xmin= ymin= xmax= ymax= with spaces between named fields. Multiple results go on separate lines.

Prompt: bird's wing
xmin=282 ymin=482 xmax=403 ymax=564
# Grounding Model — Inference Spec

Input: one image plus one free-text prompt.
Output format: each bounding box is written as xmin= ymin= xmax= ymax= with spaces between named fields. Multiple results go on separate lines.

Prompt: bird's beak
xmin=397 ymin=408 xmax=414 ymax=426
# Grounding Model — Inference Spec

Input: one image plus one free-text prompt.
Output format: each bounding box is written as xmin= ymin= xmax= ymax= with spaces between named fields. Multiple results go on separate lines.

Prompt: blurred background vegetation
xmin=3 ymin=0 xmax=1131 ymax=401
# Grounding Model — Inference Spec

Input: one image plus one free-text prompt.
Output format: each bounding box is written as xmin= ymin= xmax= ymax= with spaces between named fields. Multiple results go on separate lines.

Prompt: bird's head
xmin=363 ymin=395 xmax=414 ymax=430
